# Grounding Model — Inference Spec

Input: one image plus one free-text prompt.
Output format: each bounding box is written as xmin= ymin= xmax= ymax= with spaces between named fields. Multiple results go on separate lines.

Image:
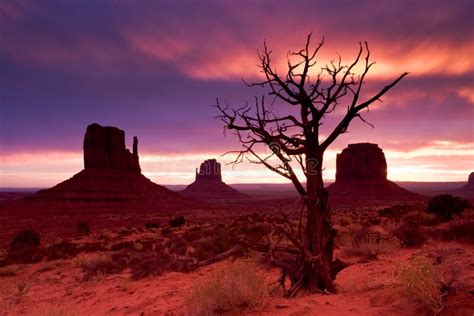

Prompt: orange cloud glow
xmin=2 ymin=142 xmax=472 ymax=188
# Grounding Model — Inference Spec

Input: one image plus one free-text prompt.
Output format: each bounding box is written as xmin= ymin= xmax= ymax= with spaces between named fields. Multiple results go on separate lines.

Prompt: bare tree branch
xmin=216 ymin=34 xmax=407 ymax=295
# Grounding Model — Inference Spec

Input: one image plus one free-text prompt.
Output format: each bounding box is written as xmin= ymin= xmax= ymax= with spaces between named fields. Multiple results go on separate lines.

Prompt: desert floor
xmin=1 ymin=196 xmax=473 ymax=315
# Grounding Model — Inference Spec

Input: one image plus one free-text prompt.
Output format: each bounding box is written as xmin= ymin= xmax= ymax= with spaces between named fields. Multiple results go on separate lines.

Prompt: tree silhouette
xmin=216 ymin=34 xmax=408 ymax=295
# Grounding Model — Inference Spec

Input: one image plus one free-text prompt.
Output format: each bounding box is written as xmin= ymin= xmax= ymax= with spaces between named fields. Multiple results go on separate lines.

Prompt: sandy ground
xmin=1 ymin=195 xmax=473 ymax=315
xmin=1 ymin=240 xmax=473 ymax=316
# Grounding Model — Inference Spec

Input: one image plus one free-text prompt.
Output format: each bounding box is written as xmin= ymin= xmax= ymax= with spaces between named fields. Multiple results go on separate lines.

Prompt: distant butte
xmin=180 ymin=159 xmax=248 ymax=200
xmin=328 ymin=143 xmax=422 ymax=201
xmin=462 ymin=172 xmax=474 ymax=191
xmin=452 ymin=172 xmax=474 ymax=198
xmin=33 ymin=123 xmax=191 ymax=205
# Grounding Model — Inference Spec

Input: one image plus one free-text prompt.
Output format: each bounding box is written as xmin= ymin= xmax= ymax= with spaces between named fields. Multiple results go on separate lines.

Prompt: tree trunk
xmin=303 ymin=152 xmax=336 ymax=293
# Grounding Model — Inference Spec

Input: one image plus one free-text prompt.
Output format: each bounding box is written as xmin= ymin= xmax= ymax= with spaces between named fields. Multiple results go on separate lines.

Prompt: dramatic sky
xmin=1 ymin=0 xmax=473 ymax=187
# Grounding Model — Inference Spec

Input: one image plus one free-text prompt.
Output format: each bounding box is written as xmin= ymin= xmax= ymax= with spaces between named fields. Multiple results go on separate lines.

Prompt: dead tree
xmin=216 ymin=34 xmax=408 ymax=295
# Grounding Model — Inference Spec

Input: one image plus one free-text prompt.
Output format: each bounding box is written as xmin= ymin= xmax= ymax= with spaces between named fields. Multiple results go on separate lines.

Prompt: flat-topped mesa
xmin=336 ymin=143 xmax=387 ymax=182
xmin=83 ymin=123 xmax=140 ymax=172
xmin=195 ymin=159 xmax=222 ymax=181
xmin=328 ymin=143 xmax=422 ymax=202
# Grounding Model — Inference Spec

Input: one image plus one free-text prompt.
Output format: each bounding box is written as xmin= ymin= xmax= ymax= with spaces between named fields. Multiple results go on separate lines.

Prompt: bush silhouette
xmin=392 ymin=223 xmax=426 ymax=247
xmin=145 ymin=222 xmax=160 ymax=229
xmin=9 ymin=229 xmax=40 ymax=251
xmin=76 ymin=221 xmax=91 ymax=236
xmin=169 ymin=216 xmax=185 ymax=228
xmin=443 ymin=221 xmax=474 ymax=243
xmin=79 ymin=255 xmax=122 ymax=281
xmin=426 ymin=194 xmax=470 ymax=221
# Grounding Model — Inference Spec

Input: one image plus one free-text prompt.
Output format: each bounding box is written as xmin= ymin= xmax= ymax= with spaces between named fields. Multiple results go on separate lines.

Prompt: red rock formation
xmin=466 ymin=172 xmax=474 ymax=189
xmin=328 ymin=143 xmax=422 ymax=201
xmin=83 ymin=123 xmax=140 ymax=172
xmin=33 ymin=124 xmax=193 ymax=206
xmin=180 ymin=159 xmax=247 ymax=200
xmin=195 ymin=159 xmax=222 ymax=181
xmin=452 ymin=172 xmax=474 ymax=198
xmin=336 ymin=143 xmax=387 ymax=181
xmin=36 ymin=169 xmax=184 ymax=203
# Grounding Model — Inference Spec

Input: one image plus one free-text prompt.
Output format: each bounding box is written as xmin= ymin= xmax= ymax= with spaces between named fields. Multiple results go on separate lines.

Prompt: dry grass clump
xmin=185 ymin=261 xmax=266 ymax=315
xmin=9 ymin=228 xmax=40 ymax=251
xmin=76 ymin=221 xmax=90 ymax=236
xmin=397 ymin=259 xmax=448 ymax=314
xmin=442 ymin=220 xmax=474 ymax=244
xmin=128 ymin=251 xmax=169 ymax=279
xmin=184 ymin=220 xmax=269 ymax=261
xmin=340 ymin=231 xmax=400 ymax=259
xmin=0 ymin=265 xmax=20 ymax=277
xmin=77 ymin=254 xmax=122 ymax=281
xmin=378 ymin=204 xmax=413 ymax=217
xmin=392 ymin=222 xmax=426 ymax=247
xmin=402 ymin=211 xmax=439 ymax=226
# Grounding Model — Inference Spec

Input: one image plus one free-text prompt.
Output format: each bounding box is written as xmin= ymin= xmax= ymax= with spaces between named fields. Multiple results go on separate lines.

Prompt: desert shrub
xmin=9 ymin=229 xmax=40 ymax=251
xmin=392 ymin=223 xmax=426 ymax=247
xmin=339 ymin=217 xmax=351 ymax=227
xmin=76 ymin=221 xmax=90 ymax=236
xmin=239 ymin=222 xmax=270 ymax=241
xmin=367 ymin=217 xmax=381 ymax=225
xmin=36 ymin=262 xmax=61 ymax=273
xmin=45 ymin=240 xmax=79 ymax=261
xmin=426 ymin=194 xmax=470 ymax=221
xmin=442 ymin=220 xmax=474 ymax=244
xmin=79 ymin=255 xmax=122 ymax=281
xmin=191 ymin=236 xmax=239 ymax=261
xmin=129 ymin=251 xmax=169 ymax=279
xmin=117 ymin=226 xmax=132 ymax=236
xmin=249 ymin=212 xmax=264 ymax=223
xmin=111 ymin=241 xmax=134 ymax=252
xmin=378 ymin=204 xmax=412 ymax=217
xmin=342 ymin=231 xmax=399 ymax=259
xmin=161 ymin=227 xmax=172 ymax=235
xmin=403 ymin=211 xmax=439 ymax=226
xmin=191 ymin=238 xmax=215 ymax=260
xmin=185 ymin=262 xmax=266 ymax=315
xmin=0 ymin=265 xmax=20 ymax=277
xmin=145 ymin=222 xmax=160 ymax=229
xmin=169 ymin=215 xmax=186 ymax=228
xmin=398 ymin=260 xmax=446 ymax=314
xmin=183 ymin=228 xmax=202 ymax=242
xmin=111 ymin=249 xmax=132 ymax=267
xmin=171 ymin=236 xmax=190 ymax=255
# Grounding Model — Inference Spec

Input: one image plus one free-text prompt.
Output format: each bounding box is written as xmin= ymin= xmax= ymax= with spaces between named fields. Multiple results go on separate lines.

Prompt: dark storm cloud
xmin=0 ymin=0 xmax=472 ymax=158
